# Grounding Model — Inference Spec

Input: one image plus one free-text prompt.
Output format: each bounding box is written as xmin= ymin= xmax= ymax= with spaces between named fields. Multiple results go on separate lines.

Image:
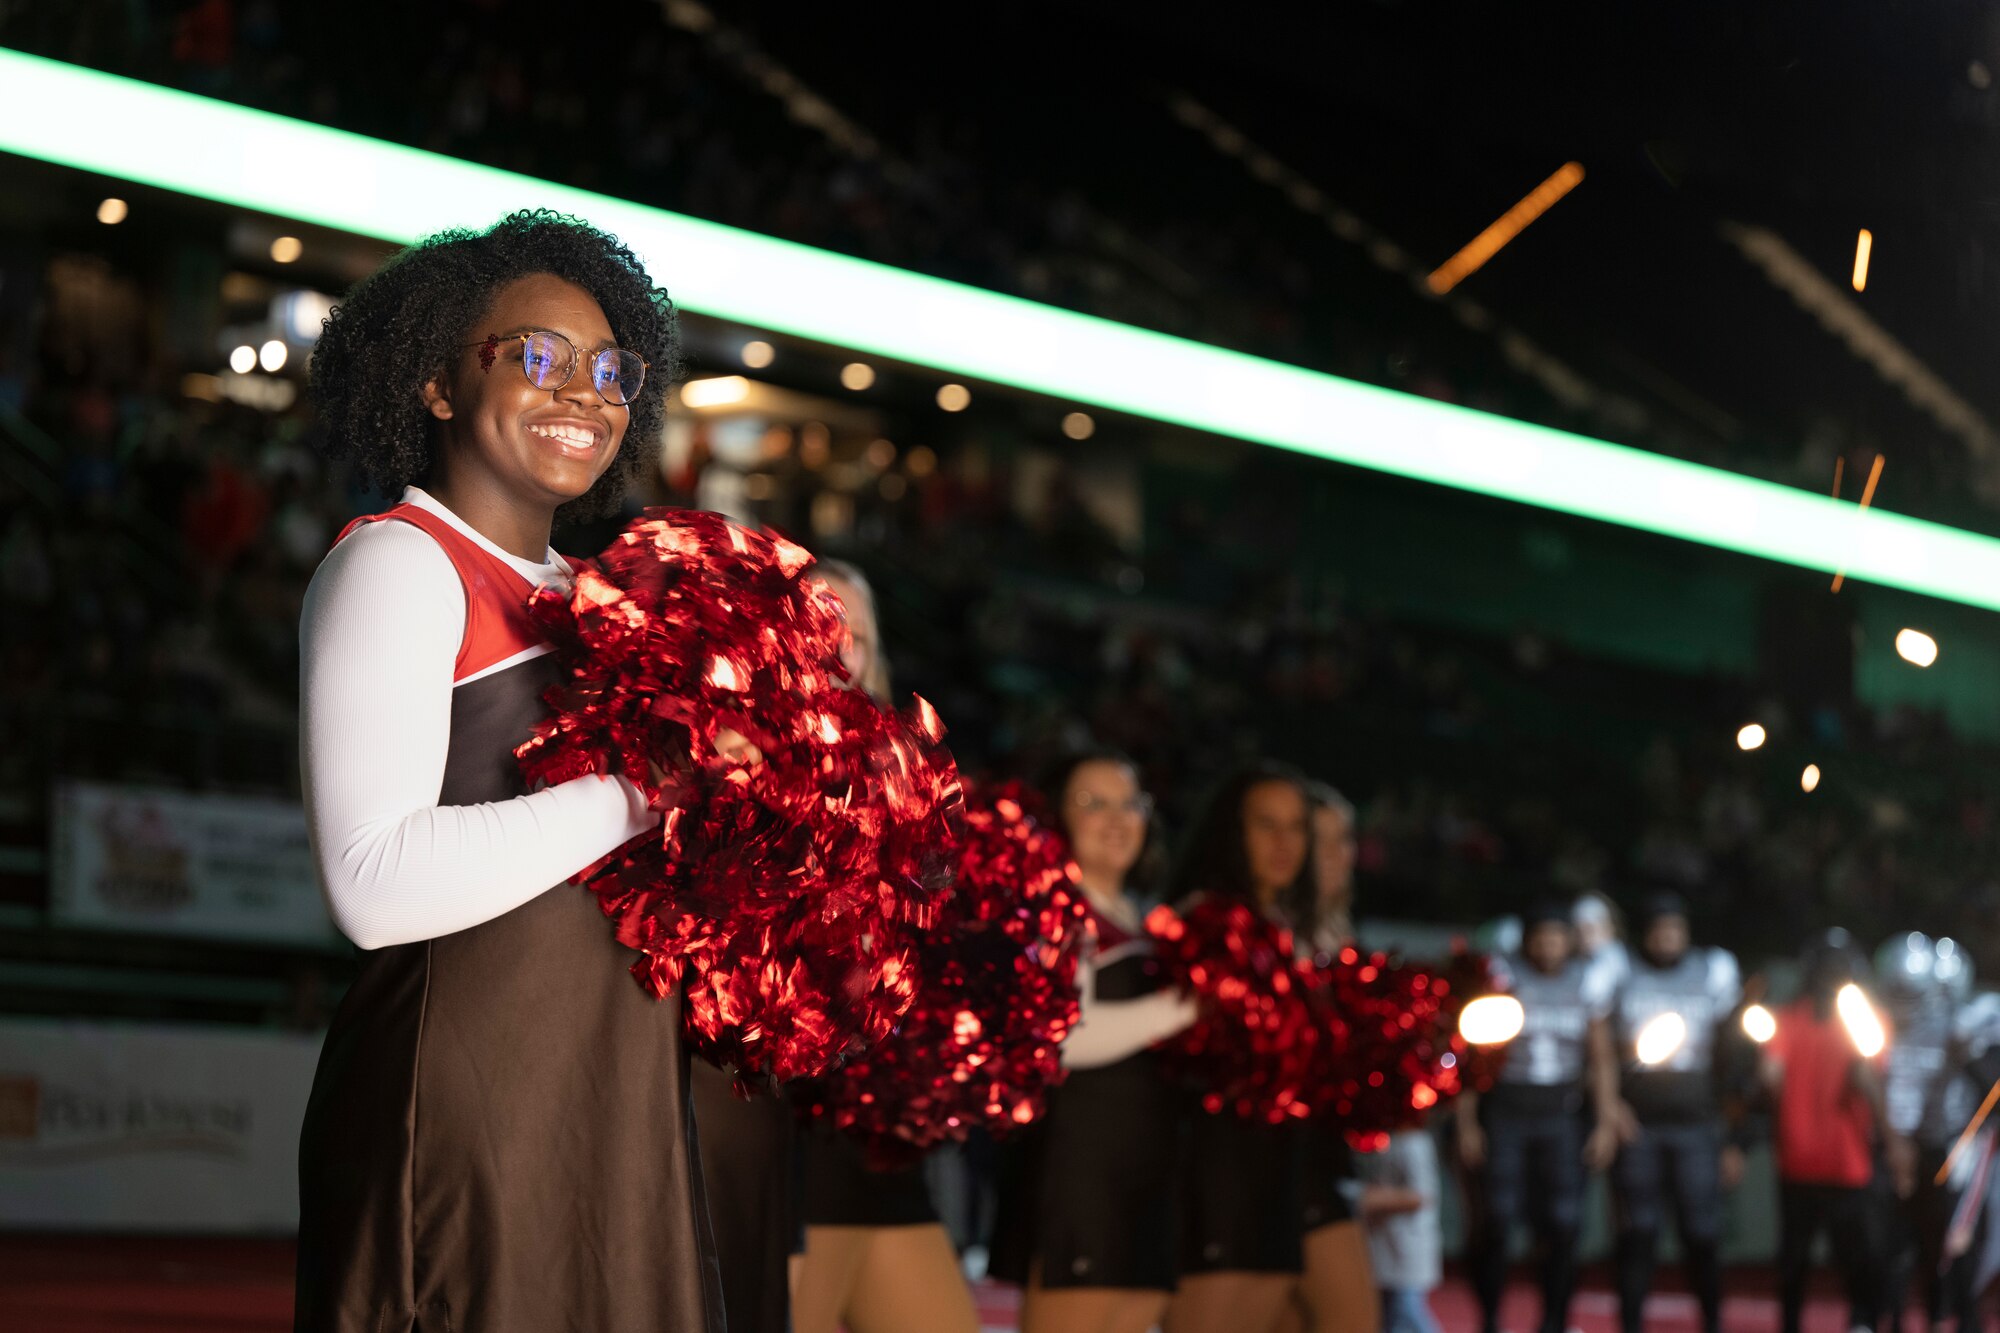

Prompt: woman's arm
xmin=300 ymin=520 xmax=657 ymax=950
xmin=1060 ymin=955 xmax=1200 ymax=1070
xmin=1360 ymin=1184 xmax=1426 ymax=1219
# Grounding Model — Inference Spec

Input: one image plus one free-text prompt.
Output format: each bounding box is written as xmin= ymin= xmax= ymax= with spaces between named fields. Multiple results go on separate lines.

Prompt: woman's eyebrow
xmin=498 ymin=323 xmax=624 ymax=349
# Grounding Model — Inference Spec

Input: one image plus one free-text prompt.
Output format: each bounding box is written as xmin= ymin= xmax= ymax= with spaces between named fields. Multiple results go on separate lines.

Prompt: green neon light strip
xmin=5 ymin=47 xmax=2000 ymax=609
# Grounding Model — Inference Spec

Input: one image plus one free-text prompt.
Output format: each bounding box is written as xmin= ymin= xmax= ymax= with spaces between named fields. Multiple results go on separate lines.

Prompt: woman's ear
xmin=421 ymin=372 xmax=453 ymax=421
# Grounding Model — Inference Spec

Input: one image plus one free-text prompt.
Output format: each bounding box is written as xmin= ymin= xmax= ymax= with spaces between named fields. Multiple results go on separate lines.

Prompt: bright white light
xmin=1458 ymin=995 xmax=1526 ymax=1046
xmin=1801 ymin=764 xmax=1822 ymax=793
xmin=840 ymin=362 xmax=876 ymax=391
xmin=1636 ymin=1012 xmax=1688 ymax=1066
xmin=740 ymin=339 xmax=774 ymax=369
xmin=228 ymin=344 xmax=256 ymax=374
xmin=1737 ymin=723 xmax=1767 ymax=751
xmin=270 ymin=235 xmax=303 ymax=263
xmin=24 ymin=49 xmax=2000 ymax=614
xmin=279 ymin=289 xmax=337 ymax=343
xmin=1742 ymin=1003 xmax=1777 ymax=1044
xmin=1837 ymin=983 xmax=1887 ymax=1058
xmin=258 ymin=339 xmax=288 ymax=372
xmin=1896 ymin=628 xmax=1938 ymax=667
xmin=936 ymin=383 xmax=971 ymax=412
xmin=680 ymin=375 xmax=751 ymax=409
xmin=96 ymin=197 xmax=127 ymax=225
xmin=1062 ymin=411 xmax=1095 ymax=440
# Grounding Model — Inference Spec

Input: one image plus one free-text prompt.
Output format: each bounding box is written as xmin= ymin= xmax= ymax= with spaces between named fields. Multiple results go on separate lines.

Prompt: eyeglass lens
xmin=519 ymin=330 xmax=646 ymax=405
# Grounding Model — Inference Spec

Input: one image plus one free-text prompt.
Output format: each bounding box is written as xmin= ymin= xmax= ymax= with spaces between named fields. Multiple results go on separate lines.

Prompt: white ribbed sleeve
xmin=299 ymin=517 xmax=657 ymax=950
xmin=1060 ymin=954 xmax=1200 ymax=1071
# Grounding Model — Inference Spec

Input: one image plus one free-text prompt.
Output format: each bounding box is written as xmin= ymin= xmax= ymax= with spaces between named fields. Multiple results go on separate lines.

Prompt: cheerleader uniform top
xmin=990 ymin=895 xmax=1198 ymax=1291
xmin=293 ymin=487 xmax=723 ymax=1333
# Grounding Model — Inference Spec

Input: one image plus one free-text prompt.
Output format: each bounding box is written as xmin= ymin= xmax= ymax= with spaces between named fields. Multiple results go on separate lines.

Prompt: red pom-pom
xmin=516 ymin=509 xmax=962 ymax=1082
xmin=1306 ymin=945 xmax=1505 ymax=1152
xmin=809 ymin=783 xmax=1089 ymax=1166
xmin=1147 ymin=897 xmax=1318 ymax=1124
xmin=1436 ymin=947 xmax=1511 ymax=1095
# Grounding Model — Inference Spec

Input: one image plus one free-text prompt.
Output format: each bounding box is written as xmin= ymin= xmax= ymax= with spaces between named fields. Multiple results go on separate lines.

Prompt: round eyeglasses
xmin=466 ymin=329 xmax=648 ymax=406
xmin=1068 ymin=791 xmax=1155 ymax=818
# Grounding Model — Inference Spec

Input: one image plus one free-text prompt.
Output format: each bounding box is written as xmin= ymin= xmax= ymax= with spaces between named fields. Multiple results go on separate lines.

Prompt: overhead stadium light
xmin=679 ymin=375 xmax=750 ymax=409
xmin=12 ymin=49 xmax=2000 ymax=610
xmin=1427 ymin=161 xmax=1586 ymax=295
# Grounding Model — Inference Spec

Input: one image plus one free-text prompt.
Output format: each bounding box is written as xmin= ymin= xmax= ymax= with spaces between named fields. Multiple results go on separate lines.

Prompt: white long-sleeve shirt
xmin=1061 ymin=948 xmax=1200 ymax=1070
xmin=299 ymin=487 xmax=656 ymax=950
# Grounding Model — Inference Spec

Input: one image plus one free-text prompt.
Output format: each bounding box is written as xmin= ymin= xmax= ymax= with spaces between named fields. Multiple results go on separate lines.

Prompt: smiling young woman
xmin=1164 ymin=762 xmax=1318 ymax=1333
xmin=990 ymin=748 xmax=1198 ymax=1333
xmin=291 ymin=211 xmax=724 ymax=1331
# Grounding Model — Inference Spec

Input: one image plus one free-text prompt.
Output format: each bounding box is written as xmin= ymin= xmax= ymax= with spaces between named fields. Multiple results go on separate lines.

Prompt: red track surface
xmin=0 ymin=1236 xmax=1924 ymax=1333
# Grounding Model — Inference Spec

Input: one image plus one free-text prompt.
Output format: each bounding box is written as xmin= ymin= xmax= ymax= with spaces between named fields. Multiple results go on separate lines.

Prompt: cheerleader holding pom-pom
xmin=990 ymin=749 xmax=1200 ymax=1333
xmin=294 ymin=211 xmax=726 ymax=1331
xmin=1154 ymin=762 xmax=1323 ymax=1333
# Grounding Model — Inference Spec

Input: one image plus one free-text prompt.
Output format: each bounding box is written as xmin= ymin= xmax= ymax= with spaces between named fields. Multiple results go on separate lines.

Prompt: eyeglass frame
xmin=1067 ymin=790 xmax=1156 ymax=818
xmin=462 ymin=328 xmax=650 ymax=406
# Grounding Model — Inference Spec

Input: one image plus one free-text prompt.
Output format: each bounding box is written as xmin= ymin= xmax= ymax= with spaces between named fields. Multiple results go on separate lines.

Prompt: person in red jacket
xmin=1763 ymin=929 xmax=1914 ymax=1333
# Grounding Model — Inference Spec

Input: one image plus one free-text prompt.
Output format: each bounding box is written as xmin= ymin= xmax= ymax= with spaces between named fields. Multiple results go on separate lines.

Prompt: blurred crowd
xmin=4 ymin=0 xmax=1974 ymax=524
xmin=2 ymin=0 xmax=1998 ymax=961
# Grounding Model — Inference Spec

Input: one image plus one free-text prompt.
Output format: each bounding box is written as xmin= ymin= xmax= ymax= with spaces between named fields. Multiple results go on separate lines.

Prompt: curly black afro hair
xmin=308 ymin=209 xmax=679 ymax=518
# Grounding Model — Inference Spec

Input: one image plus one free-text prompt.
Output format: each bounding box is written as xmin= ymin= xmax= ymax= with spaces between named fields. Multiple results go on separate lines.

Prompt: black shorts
xmin=1299 ymin=1124 xmax=1357 ymax=1231
xmin=990 ymin=1054 xmax=1185 ymax=1291
xmin=797 ymin=1117 xmax=940 ymax=1227
xmin=1178 ymin=1112 xmax=1305 ymax=1275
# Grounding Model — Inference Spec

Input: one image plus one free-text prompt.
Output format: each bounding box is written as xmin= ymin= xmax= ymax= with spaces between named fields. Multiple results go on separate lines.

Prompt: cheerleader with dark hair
xmin=1278 ymin=782 xmax=1379 ymax=1333
xmin=1163 ymin=762 xmax=1318 ymax=1333
xmin=293 ymin=210 xmax=723 ymax=1330
xmin=990 ymin=748 xmax=1199 ymax=1333
xmin=791 ymin=559 xmax=981 ymax=1333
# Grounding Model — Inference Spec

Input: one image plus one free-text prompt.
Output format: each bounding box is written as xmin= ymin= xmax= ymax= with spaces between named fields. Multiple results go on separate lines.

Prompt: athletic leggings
xmin=1610 ymin=1119 xmax=1724 ymax=1333
xmin=1777 ymin=1181 xmax=1885 ymax=1333
xmin=1470 ymin=1107 xmax=1585 ymax=1333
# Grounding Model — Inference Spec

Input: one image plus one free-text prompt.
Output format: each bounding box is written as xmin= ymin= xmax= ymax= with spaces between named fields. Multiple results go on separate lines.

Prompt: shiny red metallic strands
xmin=1305 ymin=947 xmax=1509 ymax=1152
xmin=812 ymin=784 xmax=1089 ymax=1167
xmin=516 ymin=509 xmax=962 ymax=1082
xmin=1147 ymin=897 xmax=1321 ymax=1125
xmin=1436 ymin=949 xmax=1511 ymax=1094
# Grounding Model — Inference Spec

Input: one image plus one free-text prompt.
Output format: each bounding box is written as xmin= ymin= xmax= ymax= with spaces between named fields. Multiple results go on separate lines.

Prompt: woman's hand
xmin=1583 ymin=1121 xmax=1621 ymax=1172
xmin=714 ymin=729 xmax=764 ymax=766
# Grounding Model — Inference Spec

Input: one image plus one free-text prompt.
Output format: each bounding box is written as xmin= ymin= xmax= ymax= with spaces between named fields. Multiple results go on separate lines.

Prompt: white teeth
xmin=529 ymin=424 xmax=596 ymax=449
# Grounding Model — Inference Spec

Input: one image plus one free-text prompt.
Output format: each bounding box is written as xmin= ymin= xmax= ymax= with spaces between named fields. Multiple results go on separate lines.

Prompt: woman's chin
xmin=536 ymin=462 xmax=608 ymax=506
